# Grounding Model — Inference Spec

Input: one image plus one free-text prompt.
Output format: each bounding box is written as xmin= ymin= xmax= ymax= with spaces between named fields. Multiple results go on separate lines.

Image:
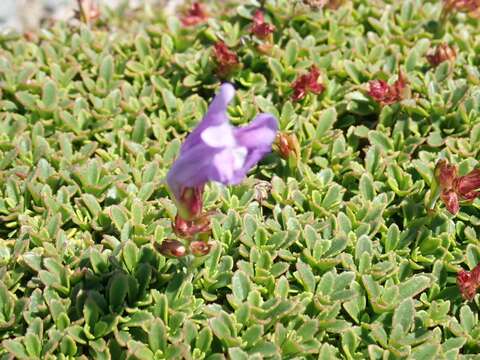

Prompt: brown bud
xmin=190 ymin=241 xmax=212 ymax=256
xmin=155 ymin=239 xmax=186 ymax=258
xmin=77 ymin=0 xmax=100 ymax=23
xmin=276 ymin=132 xmax=300 ymax=160
xmin=426 ymin=43 xmax=456 ymax=67
xmin=173 ymin=213 xmax=211 ymax=239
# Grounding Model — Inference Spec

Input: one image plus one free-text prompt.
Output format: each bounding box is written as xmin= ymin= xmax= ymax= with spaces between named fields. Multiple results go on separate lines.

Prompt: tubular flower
xmin=457 ymin=263 xmax=480 ymax=300
xmin=426 ymin=43 xmax=456 ymax=67
xmin=251 ymin=10 xmax=275 ymax=39
xmin=166 ymin=83 xmax=278 ymax=221
xmin=181 ymin=2 xmax=208 ymax=27
xmin=213 ymin=42 xmax=240 ymax=77
xmin=368 ymin=71 xmax=407 ymax=105
xmin=291 ymin=66 xmax=325 ymax=102
xmin=435 ymin=160 xmax=480 ymax=214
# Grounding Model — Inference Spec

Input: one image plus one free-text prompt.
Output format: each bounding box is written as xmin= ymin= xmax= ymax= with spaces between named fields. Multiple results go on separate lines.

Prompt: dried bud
xmin=155 ymin=239 xmax=186 ymax=258
xmin=251 ymin=10 xmax=275 ymax=39
xmin=181 ymin=2 xmax=208 ymax=27
xmin=457 ymin=263 xmax=480 ymax=300
xmin=301 ymin=0 xmax=345 ymax=9
xmin=368 ymin=71 xmax=407 ymax=105
xmin=291 ymin=66 xmax=325 ymax=101
xmin=77 ymin=0 xmax=100 ymax=23
xmin=443 ymin=0 xmax=480 ymax=15
xmin=213 ymin=41 xmax=240 ymax=77
xmin=427 ymin=44 xmax=456 ymax=67
xmin=190 ymin=241 xmax=212 ymax=256
xmin=253 ymin=180 xmax=272 ymax=204
xmin=276 ymin=132 xmax=300 ymax=160
xmin=173 ymin=214 xmax=211 ymax=239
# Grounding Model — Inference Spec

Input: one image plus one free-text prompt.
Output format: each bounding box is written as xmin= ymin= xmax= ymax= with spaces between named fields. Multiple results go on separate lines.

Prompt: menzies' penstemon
xmin=166 ymin=83 xmax=278 ymax=251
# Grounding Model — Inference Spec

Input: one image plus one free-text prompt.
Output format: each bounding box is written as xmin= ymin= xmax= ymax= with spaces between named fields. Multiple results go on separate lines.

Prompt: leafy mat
xmin=1 ymin=0 xmax=480 ymax=359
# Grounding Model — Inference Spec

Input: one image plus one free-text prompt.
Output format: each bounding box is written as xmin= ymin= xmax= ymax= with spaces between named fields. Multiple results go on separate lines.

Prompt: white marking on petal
xmin=231 ymin=146 xmax=247 ymax=170
xmin=200 ymin=123 xmax=235 ymax=147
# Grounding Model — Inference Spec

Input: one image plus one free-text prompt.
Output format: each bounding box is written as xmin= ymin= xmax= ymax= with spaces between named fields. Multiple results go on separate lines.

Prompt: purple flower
xmin=167 ymin=83 xmax=278 ymax=220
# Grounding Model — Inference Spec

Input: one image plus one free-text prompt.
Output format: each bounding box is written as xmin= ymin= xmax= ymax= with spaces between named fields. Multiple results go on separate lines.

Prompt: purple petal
xmin=167 ymin=143 xmax=222 ymax=200
xmin=230 ymin=113 xmax=278 ymax=183
xmin=181 ymin=83 xmax=235 ymax=153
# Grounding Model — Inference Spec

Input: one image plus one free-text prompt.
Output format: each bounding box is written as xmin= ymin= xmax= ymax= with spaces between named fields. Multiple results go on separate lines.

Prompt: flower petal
xmin=167 ymin=143 xmax=222 ymax=199
xmin=200 ymin=123 xmax=236 ymax=148
xmin=230 ymin=113 xmax=278 ymax=183
xmin=213 ymin=146 xmax=248 ymax=183
xmin=234 ymin=113 xmax=278 ymax=149
xmin=182 ymin=83 xmax=235 ymax=153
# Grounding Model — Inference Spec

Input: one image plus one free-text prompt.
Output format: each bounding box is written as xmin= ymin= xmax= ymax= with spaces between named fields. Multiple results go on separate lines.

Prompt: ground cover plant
xmin=1 ymin=0 xmax=480 ymax=358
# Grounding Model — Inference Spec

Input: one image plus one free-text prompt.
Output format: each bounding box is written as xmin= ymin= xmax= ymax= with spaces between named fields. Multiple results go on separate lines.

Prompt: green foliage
xmin=0 ymin=0 xmax=480 ymax=358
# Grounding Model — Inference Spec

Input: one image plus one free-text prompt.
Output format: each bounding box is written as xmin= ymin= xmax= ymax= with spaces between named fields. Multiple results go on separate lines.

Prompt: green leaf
xmin=398 ymin=276 xmax=431 ymax=300
xmin=343 ymin=61 xmax=362 ymax=84
xmin=23 ymin=333 xmax=41 ymax=357
xmin=149 ymin=319 xmax=167 ymax=352
xmin=232 ymin=271 xmax=251 ymax=302
xmin=296 ymin=261 xmax=316 ymax=292
xmin=42 ymin=80 xmax=58 ymax=110
xmin=228 ymin=347 xmax=249 ymax=360
xmin=100 ymin=55 xmax=114 ymax=84
xmin=284 ymin=39 xmax=298 ymax=67
xmin=3 ymin=339 xmax=29 ymax=359
xmin=123 ymin=242 xmax=139 ymax=272
xmin=269 ymin=58 xmax=284 ymax=80
xmin=316 ymin=107 xmax=337 ymax=138
xmin=392 ymin=298 xmax=415 ymax=333
xmin=196 ymin=327 xmax=213 ymax=353
xmin=109 ymin=272 xmax=129 ymax=310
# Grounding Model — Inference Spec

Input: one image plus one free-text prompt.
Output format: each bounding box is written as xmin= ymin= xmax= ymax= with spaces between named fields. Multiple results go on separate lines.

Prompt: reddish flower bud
xmin=457 ymin=263 xmax=480 ymax=300
xmin=190 ymin=241 xmax=212 ymax=256
xmin=440 ymin=190 xmax=460 ymax=215
xmin=291 ymin=66 xmax=325 ymax=102
xmin=177 ymin=186 xmax=204 ymax=220
xmin=155 ymin=239 xmax=186 ymax=258
xmin=276 ymin=132 xmax=300 ymax=160
xmin=368 ymin=71 xmax=407 ymax=105
xmin=435 ymin=159 xmax=458 ymax=190
xmin=368 ymin=80 xmax=390 ymax=103
xmin=251 ymin=10 xmax=275 ymax=39
xmin=455 ymin=169 xmax=480 ymax=200
xmin=426 ymin=44 xmax=456 ymax=67
xmin=434 ymin=160 xmax=480 ymax=214
xmin=173 ymin=214 xmax=211 ymax=239
xmin=213 ymin=42 xmax=240 ymax=77
xmin=181 ymin=2 xmax=208 ymax=27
